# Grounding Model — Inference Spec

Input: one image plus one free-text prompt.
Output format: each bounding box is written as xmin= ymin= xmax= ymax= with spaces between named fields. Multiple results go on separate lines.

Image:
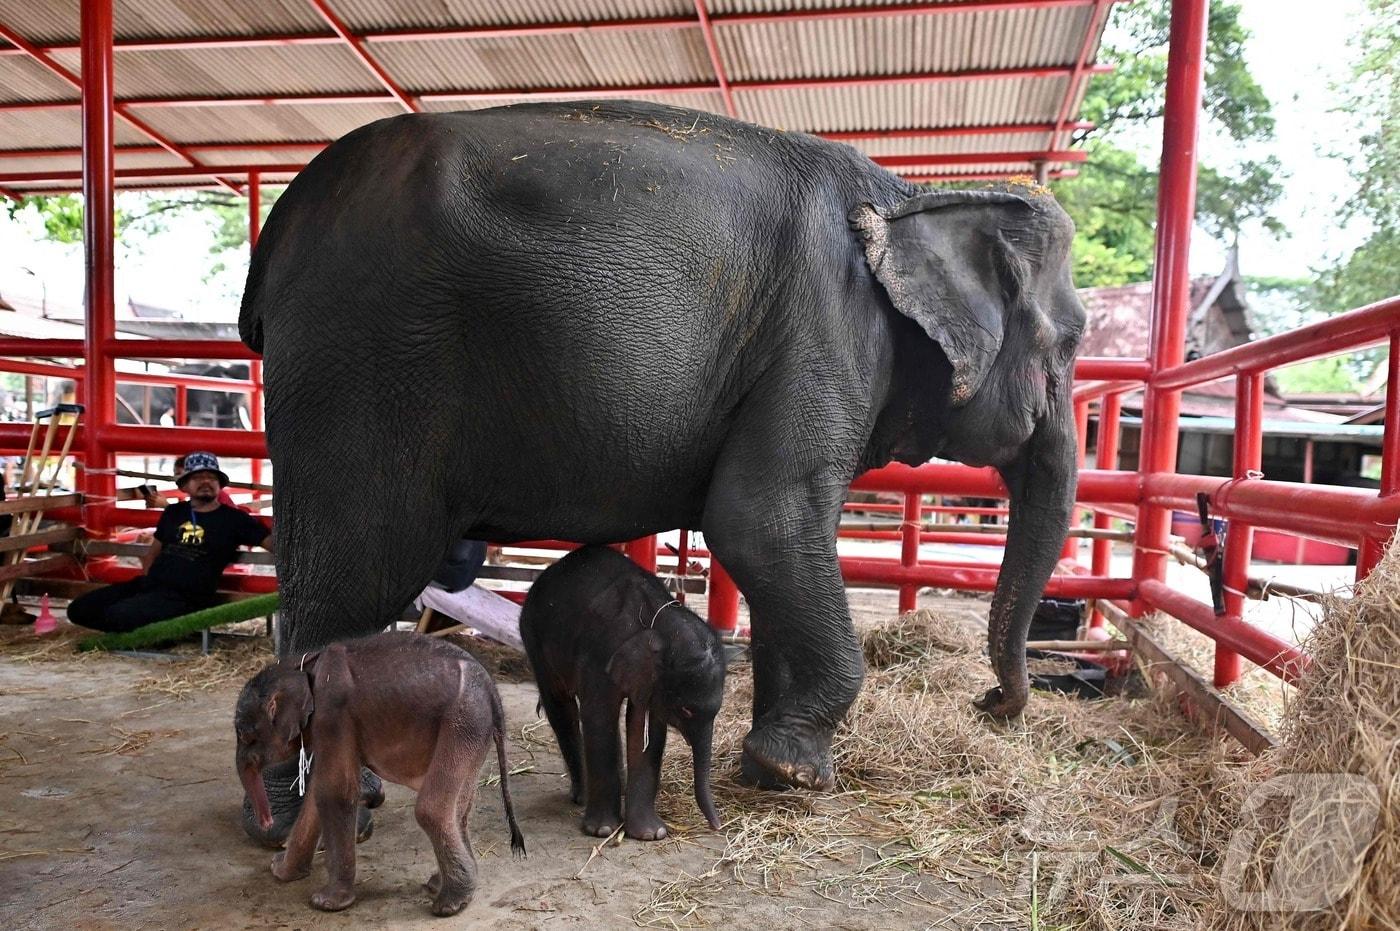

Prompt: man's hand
xmin=260 ymin=535 xmax=275 ymax=553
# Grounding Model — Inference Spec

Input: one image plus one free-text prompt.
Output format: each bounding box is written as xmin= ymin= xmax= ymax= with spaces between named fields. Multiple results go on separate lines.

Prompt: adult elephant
xmin=241 ymin=100 xmax=1085 ymax=792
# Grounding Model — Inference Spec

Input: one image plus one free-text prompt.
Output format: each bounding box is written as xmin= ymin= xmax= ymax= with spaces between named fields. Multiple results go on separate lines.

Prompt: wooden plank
xmin=1099 ymin=600 xmax=1278 ymax=756
xmin=0 ymin=492 xmax=82 ymax=515
xmin=1025 ymin=638 xmax=1130 ymax=652
xmin=0 ymin=553 xmax=72 ymax=585
xmin=0 ymin=525 xmax=81 ymax=554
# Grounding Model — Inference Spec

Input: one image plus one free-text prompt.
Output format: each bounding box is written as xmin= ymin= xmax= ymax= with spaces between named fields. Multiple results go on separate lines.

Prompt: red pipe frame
xmin=9 ymin=0 xmax=1397 ymax=695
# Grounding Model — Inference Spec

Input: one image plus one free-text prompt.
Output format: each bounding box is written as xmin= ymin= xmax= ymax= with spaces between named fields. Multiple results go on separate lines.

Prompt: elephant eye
xmin=679 ymin=707 xmax=694 ymax=719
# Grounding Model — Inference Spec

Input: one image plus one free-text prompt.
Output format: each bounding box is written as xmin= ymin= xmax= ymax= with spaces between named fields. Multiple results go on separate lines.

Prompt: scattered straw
xmin=1209 ymin=539 xmax=1400 ymax=930
xmin=642 ymin=607 xmax=1256 ymax=929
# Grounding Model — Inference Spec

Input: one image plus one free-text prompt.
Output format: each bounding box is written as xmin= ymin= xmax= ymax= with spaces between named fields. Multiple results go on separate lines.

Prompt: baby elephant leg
xmin=417 ymin=734 xmax=489 ymax=917
xmin=308 ymin=755 xmax=361 ymax=912
xmin=624 ymin=705 xmax=669 ymax=841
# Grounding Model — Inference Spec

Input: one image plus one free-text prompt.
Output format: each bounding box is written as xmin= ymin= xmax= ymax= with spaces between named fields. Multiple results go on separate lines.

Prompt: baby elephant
xmin=521 ymin=545 xmax=726 ymax=840
xmin=234 ymin=632 xmax=525 ymax=916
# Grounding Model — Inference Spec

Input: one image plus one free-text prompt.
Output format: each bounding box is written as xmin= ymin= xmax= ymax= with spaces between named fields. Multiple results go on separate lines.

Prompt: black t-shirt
xmin=148 ymin=502 xmax=268 ymax=597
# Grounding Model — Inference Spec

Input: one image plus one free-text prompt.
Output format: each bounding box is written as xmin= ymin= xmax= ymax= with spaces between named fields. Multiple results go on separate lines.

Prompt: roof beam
xmin=0 ymin=64 xmax=1106 ymax=112
xmin=1051 ymin=0 xmax=1116 ymax=148
xmin=0 ymin=19 xmax=240 ymax=194
xmin=5 ymin=169 xmax=1077 ymax=197
xmin=304 ymin=0 xmax=418 ymax=112
xmin=0 ymin=150 xmax=1087 ymax=186
xmin=692 ymin=0 xmax=736 ymax=117
xmin=0 ymin=122 xmax=1099 ymax=162
xmin=0 ymin=2 xmax=1127 ymax=57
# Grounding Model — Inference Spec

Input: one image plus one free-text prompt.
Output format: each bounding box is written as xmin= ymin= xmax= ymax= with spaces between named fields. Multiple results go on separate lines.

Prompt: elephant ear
xmin=851 ymin=190 xmax=1036 ymax=406
xmin=606 ymin=629 xmax=664 ymax=704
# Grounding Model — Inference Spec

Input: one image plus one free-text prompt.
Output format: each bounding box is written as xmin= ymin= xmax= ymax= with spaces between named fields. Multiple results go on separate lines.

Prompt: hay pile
xmin=1209 ymin=542 xmax=1400 ymax=930
xmin=647 ymin=607 xmax=1253 ymax=929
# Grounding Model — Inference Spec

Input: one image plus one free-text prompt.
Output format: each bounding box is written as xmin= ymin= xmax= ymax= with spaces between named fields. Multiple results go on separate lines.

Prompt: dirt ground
xmin=1 ymin=589 xmax=995 ymax=931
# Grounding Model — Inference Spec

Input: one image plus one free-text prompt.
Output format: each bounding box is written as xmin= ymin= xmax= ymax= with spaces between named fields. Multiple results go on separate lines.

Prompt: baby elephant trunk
xmin=239 ymin=758 xmax=274 ymax=832
xmin=684 ymin=721 xmax=721 ymax=831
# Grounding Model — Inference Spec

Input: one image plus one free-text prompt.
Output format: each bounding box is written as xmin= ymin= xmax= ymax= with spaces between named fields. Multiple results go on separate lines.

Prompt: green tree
xmin=1054 ymin=1 xmax=1284 ymax=287
xmin=1316 ymin=0 xmax=1400 ymax=313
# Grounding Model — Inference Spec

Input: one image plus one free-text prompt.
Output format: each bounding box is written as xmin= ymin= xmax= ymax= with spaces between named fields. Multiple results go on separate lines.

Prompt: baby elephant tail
xmin=490 ymin=684 xmax=527 ymax=859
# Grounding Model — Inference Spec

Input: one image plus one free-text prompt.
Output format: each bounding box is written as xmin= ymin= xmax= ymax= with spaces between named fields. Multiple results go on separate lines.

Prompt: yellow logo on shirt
xmin=179 ymin=521 xmax=205 ymax=545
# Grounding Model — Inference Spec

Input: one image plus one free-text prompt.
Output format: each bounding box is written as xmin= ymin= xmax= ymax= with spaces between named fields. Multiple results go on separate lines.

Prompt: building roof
xmin=0 ymin=0 xmax=1117 ymax=197
xmin=1074 ymin=250 xmax=1338 ymax=422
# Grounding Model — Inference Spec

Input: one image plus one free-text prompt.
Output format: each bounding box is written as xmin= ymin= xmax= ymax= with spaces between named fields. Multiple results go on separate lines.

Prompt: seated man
xmin=67 ymin=452 xmax=273 ymax=634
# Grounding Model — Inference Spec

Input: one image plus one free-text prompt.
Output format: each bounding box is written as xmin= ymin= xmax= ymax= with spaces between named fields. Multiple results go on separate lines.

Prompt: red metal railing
xmin=6 ymin=0 xmax=1398 ymax=712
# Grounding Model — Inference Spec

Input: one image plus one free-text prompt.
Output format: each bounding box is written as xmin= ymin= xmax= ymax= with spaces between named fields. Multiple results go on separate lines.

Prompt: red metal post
xmin=898 ymin=492 xmax=921 ymax=613
xmin=693 ymin=0 xmax=737 ymax=117
xmin=1089 ymin=391 xmax=1122 ymax=627
xmin=175 ymin=385 xmax=188 ymax=426
xmin=1216 ymin=373 xmax=1262 ymax=686
xmin=248 ymin=172 xmax=265 ymax=495
xmin=1294 ymin=438 xmax=1314 ymax=564
xmin=1131 ymin=0 xmax=1207 ymax=614
xmin=80 ymin=0 xmax=117 ymax=528
xmin=1062 ymin=398 xmax=1090 ymax=561
xmin=626 ymin=536 xmax=659 ymax=573
xmin=708 ymin=558 xmax=740 ymax=633
xmin=1358 ymin=332 xmax=1400 ymax=577
xmin=676 ymin=529 xmax=690 ymax=605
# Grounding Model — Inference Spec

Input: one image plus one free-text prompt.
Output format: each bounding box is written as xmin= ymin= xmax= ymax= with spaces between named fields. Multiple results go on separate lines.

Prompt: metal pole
xmin=1358 ymin=332 xmax=1400 ymax=577
xmin=1062 ymin=398 xmax=1090 ymax=561
xmin=708 ymin=558 xmax=740 ymax=633
xmin=1089 ymin=391 xmax=1122 ymax=627
xmin=1295 ymin=438 xmax=1314 ymax=564
xmin=1131 ymin=0 xmax=1207 ymax=614
xmin=1217 ymin=373 xmax=1262 ymax=686
xmin=248 ymin=171 xmax=264 ymax=497
xmin=898 ymin=491 xmax=921 ymax=613
xmin=80 ymin=0 xmax=117 ymax=527
xmin=626 ymin=536 xmax=658 ymax=573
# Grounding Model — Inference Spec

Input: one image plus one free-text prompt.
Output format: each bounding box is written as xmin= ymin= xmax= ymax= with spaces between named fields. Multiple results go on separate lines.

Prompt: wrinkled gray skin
xmin=240 ymin=100 xmax=1085 ymax=793
xmin=234 ymin=633 xmax=525 ymax=916
xmin=520 ymin=545 xmax=725 ymax=840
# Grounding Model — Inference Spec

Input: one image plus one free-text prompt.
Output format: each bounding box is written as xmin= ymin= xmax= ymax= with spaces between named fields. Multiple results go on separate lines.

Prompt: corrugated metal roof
xmin=334 ymin=0 xmax=691 ymax=32
xmin=129 ymin=101 xmax=407 ymax=144
xmin=46 ymin=45 xmax=388 ymax=97
xmin=0 ymin=55 xmax=75 ymax=102
xmin=718 ymin=6 xmax=1091 ymax=81
xmin=371 ymin=29 xmax=714 ymax=93
xmin=735 ymin=75 xmax=1068 ymax=133
xmin=0 ymin=0 xmax=1109 ymax=191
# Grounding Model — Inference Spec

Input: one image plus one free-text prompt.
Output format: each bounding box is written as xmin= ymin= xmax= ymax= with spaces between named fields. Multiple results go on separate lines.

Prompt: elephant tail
xmin=489 ymin=682 xmax=527 ymax=859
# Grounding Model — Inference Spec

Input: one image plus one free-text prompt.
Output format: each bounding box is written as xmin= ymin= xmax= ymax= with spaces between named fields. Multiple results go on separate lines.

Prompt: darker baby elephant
xmin=235 ymin=632 xmax=526 ymax=916
xmin=521 ymin=546 xmax=725 ymax=840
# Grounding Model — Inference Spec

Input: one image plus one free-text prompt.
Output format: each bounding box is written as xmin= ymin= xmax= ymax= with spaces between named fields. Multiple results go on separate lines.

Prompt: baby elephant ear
xmin=606 ymin=629 xmax=663 ymax=701
xmin=850 ymin=190 xmax=1035 ymax=406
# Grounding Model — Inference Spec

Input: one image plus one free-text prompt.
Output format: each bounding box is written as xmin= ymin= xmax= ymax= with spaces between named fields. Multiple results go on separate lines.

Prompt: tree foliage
xmin=1316 ymin=0 xmax=1400 ymax=313
xmin=1054 ymin=1 xmax=1283 ymax=288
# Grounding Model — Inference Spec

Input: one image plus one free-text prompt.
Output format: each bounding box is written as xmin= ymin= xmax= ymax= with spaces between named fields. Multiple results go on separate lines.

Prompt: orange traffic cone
xmin=33 ymin=594 xmax=56 ymax=635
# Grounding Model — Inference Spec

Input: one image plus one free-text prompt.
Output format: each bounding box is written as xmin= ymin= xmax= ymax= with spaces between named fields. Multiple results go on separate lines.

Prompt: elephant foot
xmin=971 ymin=684 xmax=1028 ymax=720
xmin=739 ymin=721 xmax=835 ymax=791
xmin=360 ymin=768 xmax=385 ymax=810
xmin=310 ymin=884 xmax=356 ymax=912
xmin=431 ymin=886 xmax=473 ymax=918
xmin=624 ymin=812 xmax=668 ymax=842
xmin=270 ymin=851 xmax=310 ymax=882
xmin=581 ymin=811 xmax=621 ymax=838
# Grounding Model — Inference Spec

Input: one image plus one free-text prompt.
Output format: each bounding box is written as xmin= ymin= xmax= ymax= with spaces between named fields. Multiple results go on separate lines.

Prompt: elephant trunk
xmin=239 ymin=758 xmax=274 ymax=832
xmin=976 ymin=403 xmax=1078 ymax=719
xmin=687 ymin=722 xmax=721 ymax=830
